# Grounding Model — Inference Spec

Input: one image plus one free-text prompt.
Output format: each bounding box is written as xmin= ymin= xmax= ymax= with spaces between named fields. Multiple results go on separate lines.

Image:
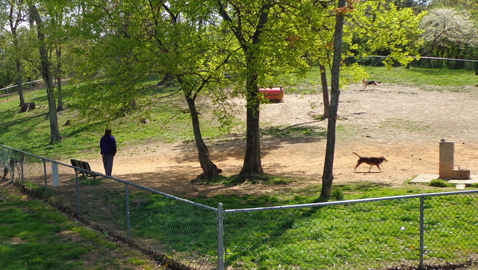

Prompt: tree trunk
xmin=184 ymin=93 xmax=222 ymax=181
xmin=56 ymin=47 xmax=63 ymax=111
xmin=29 ymin=3 xmax=62 ymax=144
xmin=215 ymin=0 xmax=268 ymax=180
xmin=239 ymin=72 xmax=264 ymax=179
xmin=56 ymin=76 xmax=63 ymax=111
xmin=10 ymin=15 xmax=25 ymax=109
xmin=321 ymin=0 xmax=346 ymax=200
xmin=319 ymin=64 xmax=329 ymax=118
xmin=15 ymin=60 xmax=25 ymax=108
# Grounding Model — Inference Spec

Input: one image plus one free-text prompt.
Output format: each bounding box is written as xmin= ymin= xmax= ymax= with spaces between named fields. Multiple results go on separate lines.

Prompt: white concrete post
xmin=439 ymin=140 xmax=454 ymax=179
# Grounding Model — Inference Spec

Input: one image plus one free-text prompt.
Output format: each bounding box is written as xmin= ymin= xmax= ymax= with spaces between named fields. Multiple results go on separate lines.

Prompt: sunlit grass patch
xmin=380 ymin=118 xmax=431 ymax=132
xmin=0 ymin=187 xmax=156 ymax=270
xmin=364 ymin=66 xmax=477 ymax=89
xmin=261 ymin=125 xmax=326 ymax=138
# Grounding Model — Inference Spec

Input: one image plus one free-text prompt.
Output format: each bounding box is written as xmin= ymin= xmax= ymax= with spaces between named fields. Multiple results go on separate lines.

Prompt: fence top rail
xmin=0 ymin=79 xmax=43 ymax=92
xmin=1 ymin=144 xmax=217 ymax=212
xmin=5 ymin=144 xmax=478 ymax=214
xmin=223 ymin=189 xmax=478 ymax=214
xmin=354 ymin=55 xmax=478 ymax=63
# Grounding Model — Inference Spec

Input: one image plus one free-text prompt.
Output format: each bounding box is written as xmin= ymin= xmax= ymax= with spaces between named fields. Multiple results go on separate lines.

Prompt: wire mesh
xmin=126 ymin=184 xmax=219 ymax=269
xmin=346 ymin=55 xmax=478 ymax=70
xmin=2 ymin=145 xmax=478 ymax=270
xmin=422 ymin=194 xmax=478 ymax=265
xmin=223 ymin=194 xmax=478 ymax=269
xmin=0 ymin=145 xmax=218 ymax=270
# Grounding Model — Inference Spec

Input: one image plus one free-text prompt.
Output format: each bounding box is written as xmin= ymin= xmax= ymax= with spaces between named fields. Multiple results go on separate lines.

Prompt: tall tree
xmin=74 ymin=0 xmax=309 ymax=180
xmin=28 ymin=2 xmax=62 ymax=144
xmin=43 ymin=1 xmax=71 ymax=112
xmin=215 ymin=0 xmax=267 ymax=178
xmin=301 ymin=0 xmax=426 ymax=200
xmin=429 ymin=0 xmax=478 ymax=21
xmin=429 ymin=0 xmax=478 ymax=10
xmin=301 ymin=0 xmax=425 ymax=120
xmin=214 ymin=0 xmax=309 ymax=179
xmin=3 ymin=0 xmax=28 ymax=108
xmin=321 ymin=0 xmax=346 ymax=200
xmin=419 ymin=8 xmax=478 ymax=60
xmin=73 ymin=0 xmax=228 ymax=180
xmin=297 ymin=0 xmax=336 ymax=119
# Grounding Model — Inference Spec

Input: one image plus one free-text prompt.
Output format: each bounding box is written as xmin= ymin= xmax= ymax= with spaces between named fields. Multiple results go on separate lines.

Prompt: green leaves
xmin=420 ymin=8 xmax=478 ymax=52
xmin=346 ymin=1 xmax=426 ymax=67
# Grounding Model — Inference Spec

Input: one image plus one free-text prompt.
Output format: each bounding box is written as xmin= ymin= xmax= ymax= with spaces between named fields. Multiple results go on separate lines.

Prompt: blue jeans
xmin=102 ymin=154 xmax=114 ymax=176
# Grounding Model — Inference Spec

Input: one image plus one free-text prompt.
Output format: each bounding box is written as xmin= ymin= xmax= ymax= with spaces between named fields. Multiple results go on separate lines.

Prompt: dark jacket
xmin=100 ymin=135 xmax=117 ymax=156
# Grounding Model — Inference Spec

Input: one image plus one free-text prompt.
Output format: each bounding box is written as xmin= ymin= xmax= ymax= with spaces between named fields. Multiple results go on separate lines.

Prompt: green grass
xmin=188 ymin=180 xmax=463 ymax=207
xmin=0 ymin=186 xmax=157 ymax=270
xmin=429 ymin=179 xmax=455 ymax=188
xmin=6 ymin=172 xmax=478 ymax=269
xmin=0 ymin=83 xmax=237 ymax=160
xmin=1 ymin=66 xmax=476 ymax=160
xmin=363 ymin=66 xmax=477 ymax=89
xmin=278 ymin=64 xmax=478 ymax=98
xmin=90 ymin=181 xmax=475 ymax=269
xmin=219 ymin=193 xmax=477 ymax=269
xmin=261 ymin=125 xmax=326 ymax=138
xmin=379 ymin=118 xmax=432 ymax=133
xmin=2 ymin=66 xmax=478 ymax=269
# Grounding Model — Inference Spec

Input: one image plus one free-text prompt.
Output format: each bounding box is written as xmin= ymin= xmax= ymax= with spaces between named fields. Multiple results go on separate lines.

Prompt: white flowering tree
xmin=420 ymin=8 xmax=478 ymax=59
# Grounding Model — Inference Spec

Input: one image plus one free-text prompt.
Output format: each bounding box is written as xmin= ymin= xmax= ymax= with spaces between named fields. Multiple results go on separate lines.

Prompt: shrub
xmin=331 ymin=189 xmax=345 ymax=201
xmin=70 ymin=175 xmax=102 ymax=185
xmin=79 ymin=176 xmax=103 ymax=185
xmin=80 ymin=178 xmax=103 ymax=185
xmin=429 ymin=179 xmax=452 ymax=187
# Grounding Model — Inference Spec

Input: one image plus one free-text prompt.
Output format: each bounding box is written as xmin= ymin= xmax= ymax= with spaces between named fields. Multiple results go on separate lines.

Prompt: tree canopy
xmin=0 ymin=0 xmax=443 ymax=197
xmin=420 ymin=8 xmax=478 ymax=59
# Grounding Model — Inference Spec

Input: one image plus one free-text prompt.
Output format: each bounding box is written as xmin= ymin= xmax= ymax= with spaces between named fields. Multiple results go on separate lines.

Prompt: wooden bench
xmin=70 ymin=159 xmax=101 ymax=179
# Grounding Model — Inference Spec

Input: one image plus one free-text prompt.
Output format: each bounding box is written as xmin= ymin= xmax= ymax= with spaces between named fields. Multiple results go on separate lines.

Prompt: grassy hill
xmin=1 ymin=66 xmax=476 ymax=160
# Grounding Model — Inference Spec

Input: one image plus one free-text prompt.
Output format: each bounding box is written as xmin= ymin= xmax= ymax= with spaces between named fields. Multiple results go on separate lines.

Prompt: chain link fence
xmin=346 ymin=55 xmax=478 ymax=71
xmin=1 ymin=145 xmax=219 ymax=270
xmin=2 ymin=144 xmax=478 ymax=269
xmin=222 ymin=194 xmax=478 ymax=269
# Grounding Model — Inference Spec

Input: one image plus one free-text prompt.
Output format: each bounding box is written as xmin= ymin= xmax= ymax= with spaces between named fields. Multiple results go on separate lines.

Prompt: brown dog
xmin=362 ymin=79 xmax=381 ymax=90
xmin=353 ymin=152 xmax=387 ymax=172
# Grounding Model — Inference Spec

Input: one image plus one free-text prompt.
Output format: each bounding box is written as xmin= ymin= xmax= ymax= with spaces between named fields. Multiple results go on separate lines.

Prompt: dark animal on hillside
xmin=20 ymin=102 xmax=36 ymax=112
xmin=2 ymin=159 xmax=15 ymax=180
xmin=361 ymin=79 xmax=381 ymax=90
xmin=353 ymin=152 xmax=387 ymax=172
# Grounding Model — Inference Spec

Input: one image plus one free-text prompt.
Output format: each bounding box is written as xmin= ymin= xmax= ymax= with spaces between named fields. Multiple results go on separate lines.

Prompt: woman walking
xmin=100 ymin=128 xmax=117 ymax=176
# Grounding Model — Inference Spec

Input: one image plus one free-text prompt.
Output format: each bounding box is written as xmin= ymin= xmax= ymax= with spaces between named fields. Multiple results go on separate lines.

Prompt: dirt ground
xmin=87 ymin=82 xmax=478 ymax=197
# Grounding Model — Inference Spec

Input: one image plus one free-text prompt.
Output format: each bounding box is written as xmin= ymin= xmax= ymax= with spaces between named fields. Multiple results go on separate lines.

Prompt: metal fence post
xmin=20 ymin=153 xmax=24 ymax=183
xmin=125 ymin=183 xmax=131 ymax=240
xmin=43 ymin=159 xmax=48 ymax=193
xmin=419 ymin=195 xmax=425 ymax=270
xmin=75 ymin=171 xmax=81 ymax=215
xmin=217 ymin=203 xmax=224 ymax=270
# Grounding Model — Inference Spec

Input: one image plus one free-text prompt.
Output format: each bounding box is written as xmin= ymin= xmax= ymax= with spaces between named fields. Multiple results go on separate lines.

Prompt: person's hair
xmin=104 ymin=128 xmax=112 ymax=136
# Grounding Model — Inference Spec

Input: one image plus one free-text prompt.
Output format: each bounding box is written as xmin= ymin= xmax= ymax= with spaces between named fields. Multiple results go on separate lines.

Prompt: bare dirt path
xmin=87 ymin=83 xmax=478 ymax=197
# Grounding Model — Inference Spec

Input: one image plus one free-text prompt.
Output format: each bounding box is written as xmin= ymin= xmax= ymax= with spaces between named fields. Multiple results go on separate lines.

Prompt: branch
xmin=251 ymin=2 xmax=273 ymax=45
xmin=216 ymin=0 xmax=247 ymax=47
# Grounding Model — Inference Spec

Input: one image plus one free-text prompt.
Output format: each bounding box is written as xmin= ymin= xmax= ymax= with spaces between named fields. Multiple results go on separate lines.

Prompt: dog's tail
xmin=352 ymin=152 xmax=361 ymax=158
